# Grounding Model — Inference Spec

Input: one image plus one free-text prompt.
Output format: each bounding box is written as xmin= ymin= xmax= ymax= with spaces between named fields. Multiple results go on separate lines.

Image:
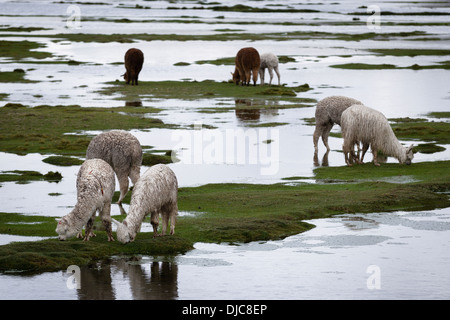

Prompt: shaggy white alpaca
xmin=86 ymin=130 xmax=142 ymax=204
xmin=56 ymin=159 xmax=115 ymax=241
xmin=112 ymin=164 xmax=178 ymax=244
xmin=341 ymin=104 xmax=414 ymax=166
xmin=259 ymin=53 xmax=280 ymax=86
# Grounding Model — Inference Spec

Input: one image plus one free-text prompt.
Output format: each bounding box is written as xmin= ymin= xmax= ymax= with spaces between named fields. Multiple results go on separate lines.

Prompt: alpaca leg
xmin=372 ymin=149 xmax=380 ymax=166
xmin=259 ymin=68 xmax=265 ymax=85
xmin=313 ymin=125 xmax=321 ymax=152
xmin=274 ymin=66 xmax=280 ymax=86
xmin=84 ymin=213 xmax=96 ymax=241
xmin=161 ymin=212 xmax=169 ymax=236
xmin=243 ymin=70 xmax=250 ymax=86
xmin=151 ymin=211 xmax=160 ymax=237
xmin=100 ymin=202 xmax=114 ymax=241
xmin=252 ymin=68 xmax=258 ymax=86
xmin=117 ymin=173 xmax=130 ymax=204
xmin=129 ymin=165 xmax=141 ymax=185
xmin=268 ymin=67 xmax=274 ymax=85
xmin=343 ymin=140 xmax=353 ymax=166
xmin=360 ymin=143 xmax=369 ymax=163
xmin=169 ymin=203 xmax=177 ymax=235
xmin=321 ymin=122 xmax=333 ymax=151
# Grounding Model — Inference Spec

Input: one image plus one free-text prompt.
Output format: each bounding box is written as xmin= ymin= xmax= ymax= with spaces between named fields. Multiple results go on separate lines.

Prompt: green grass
xmin=0 ymin=70 xmax=38 ymax=83
xmin=99 ymin=80 xmax=314 ymax=108
xmin=369 ymin=49 xmax=450 ymax=57
xmin=330 ymin=62 xmax=450 ymax=70
xmin=0 ymin=103 xmax=171 ymax=155
xmin=0 ymin=170 xmax=62 ymax=183
xmin=0 ymin=40 xmax=52 ymax=60
xmin=391 ymin=118 xmax=450 ymax=144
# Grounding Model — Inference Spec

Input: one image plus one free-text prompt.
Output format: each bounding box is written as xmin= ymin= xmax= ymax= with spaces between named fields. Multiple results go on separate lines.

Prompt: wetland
xmin=0 ymin=0 xmax=449 ymax=299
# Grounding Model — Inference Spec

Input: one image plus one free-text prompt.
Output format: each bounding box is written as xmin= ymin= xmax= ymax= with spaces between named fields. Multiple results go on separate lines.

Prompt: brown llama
xmin=232 ymin=47 xmax=260 ymax=86
xmin=123 ymin=48 xmax=144 ymax=85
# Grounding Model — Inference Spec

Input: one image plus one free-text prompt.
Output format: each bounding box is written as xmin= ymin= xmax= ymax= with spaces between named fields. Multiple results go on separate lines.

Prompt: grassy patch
xmin=0 ymin=40 xmax=52 ymax=61
xmin=0 ymin=69 xmax=37 ymax=83
xmin=0 ymin=170 xmax=62 ymax=183
xmin=313 ymin=161 xmax=449 ymax=184
xmin=0 ymin=103 xmax=171 ymax=155
xmin=390 ymin=118 xmax=450 ymax=144
xmin=330 ymin=61 xmax=450 ymax=70
xmin=330 ymin=63 xmax=397 ymax=70
xmin=369 ymin=49 xmax=450 ymax=57
xmin=0 ymin=233 xmax=192 ymax=274
xmin=99 ymin=80 xmax=314 ymax=107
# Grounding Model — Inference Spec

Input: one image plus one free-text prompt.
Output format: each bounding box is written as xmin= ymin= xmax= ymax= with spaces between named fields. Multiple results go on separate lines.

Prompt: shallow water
xmin=1 ymin=207 xmax=449 ymax=300
xmin=0 ymin=0 xmax=450 ymax=300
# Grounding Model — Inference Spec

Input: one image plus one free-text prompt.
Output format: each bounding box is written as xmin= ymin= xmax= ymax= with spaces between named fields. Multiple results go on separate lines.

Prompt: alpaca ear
xmin=123 ymin=220 xmax=128 ymax=227
xmin=407 ymin=144 xmax=414 ymax=152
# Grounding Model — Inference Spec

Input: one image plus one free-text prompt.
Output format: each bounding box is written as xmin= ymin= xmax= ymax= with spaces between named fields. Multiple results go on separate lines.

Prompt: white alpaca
xmin=56 ymin=159 xmax=115 ymax=241
xmin=341 ymin=104 xmax=414 ymax=166
xmin=259 ymin=53 xmax=280 ymax=86
xmin=112 ymin=164 xmax=178 ymax=244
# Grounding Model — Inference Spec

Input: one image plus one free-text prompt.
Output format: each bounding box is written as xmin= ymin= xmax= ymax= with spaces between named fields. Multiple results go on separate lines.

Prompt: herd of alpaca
xmin=56 ymin=47 xmax=414 ymax=243
xmin=56 ymin=130 xmax=178 ymax=244
xmin=124 ymin=46 xmax=280 ymax=87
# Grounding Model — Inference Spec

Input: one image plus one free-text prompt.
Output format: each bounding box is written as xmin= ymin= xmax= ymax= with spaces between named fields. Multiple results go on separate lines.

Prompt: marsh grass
xmin=0 ymin=103 xmax=171 ymax=155
xmin=100 ymin=80 xmax=313 ymax=107
xmin=0 ymin=70 xmax=38 ymax=83
xmin=0 ymin=170 xmax=62 ymax=183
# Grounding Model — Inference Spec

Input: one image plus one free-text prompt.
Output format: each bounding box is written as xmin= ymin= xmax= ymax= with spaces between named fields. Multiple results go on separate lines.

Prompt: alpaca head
xmin=403 ymin=144 xmax=414 ymax=165
xmin=122 ymin=72 xmax=129 ymax=83
xmin=55 ymin=217 xmax=78 ymax=241
xmin=112 ymin=218 xmax=134 ymax=244
xmin=231 ymin=70 xmax=240 ymax=85
xmin=405 ymin=144 xmax=414 ymax=165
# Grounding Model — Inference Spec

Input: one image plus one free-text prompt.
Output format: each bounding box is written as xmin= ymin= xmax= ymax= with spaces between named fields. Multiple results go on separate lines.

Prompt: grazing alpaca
xmin=56 ymin=159 xmax=115 ymax=241
xmin=112 ymin=164 xmax=178 ymax=244
xmin=86 ymin=130 xmax=143 ymax=204
xmin=259 ymin=53 xmax=280 ymax=86
xmin=313 ymin=95 xmax=362 ymax=152
xmin=341 ymin=104 xmax=414 ymax=166
xmin=232 ymin=47 xmax=261 ymax=86
xmin=123 ymin=48 xmax=144 ymax=85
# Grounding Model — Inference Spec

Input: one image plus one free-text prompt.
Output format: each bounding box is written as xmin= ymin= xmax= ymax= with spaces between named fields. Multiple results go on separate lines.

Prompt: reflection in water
xmin=313 ymin=150 xmax=330 ymax=167
xmin=77 ymin=258 xmax=178 ymax=300
xmin=125 ymin=100 xmax=143 ymax=107
xmin=234 ymin=99 xmax=280 ymax=123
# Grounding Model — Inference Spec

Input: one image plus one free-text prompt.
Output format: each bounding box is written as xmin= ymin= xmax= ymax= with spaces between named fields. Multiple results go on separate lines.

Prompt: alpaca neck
xmin=124 ymin=204 xmax=147 ymax=237
xmin=69 ymin=201 xmax=97 ymax=229
xmin=380 ymin=131 xmax=406 ymax=162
